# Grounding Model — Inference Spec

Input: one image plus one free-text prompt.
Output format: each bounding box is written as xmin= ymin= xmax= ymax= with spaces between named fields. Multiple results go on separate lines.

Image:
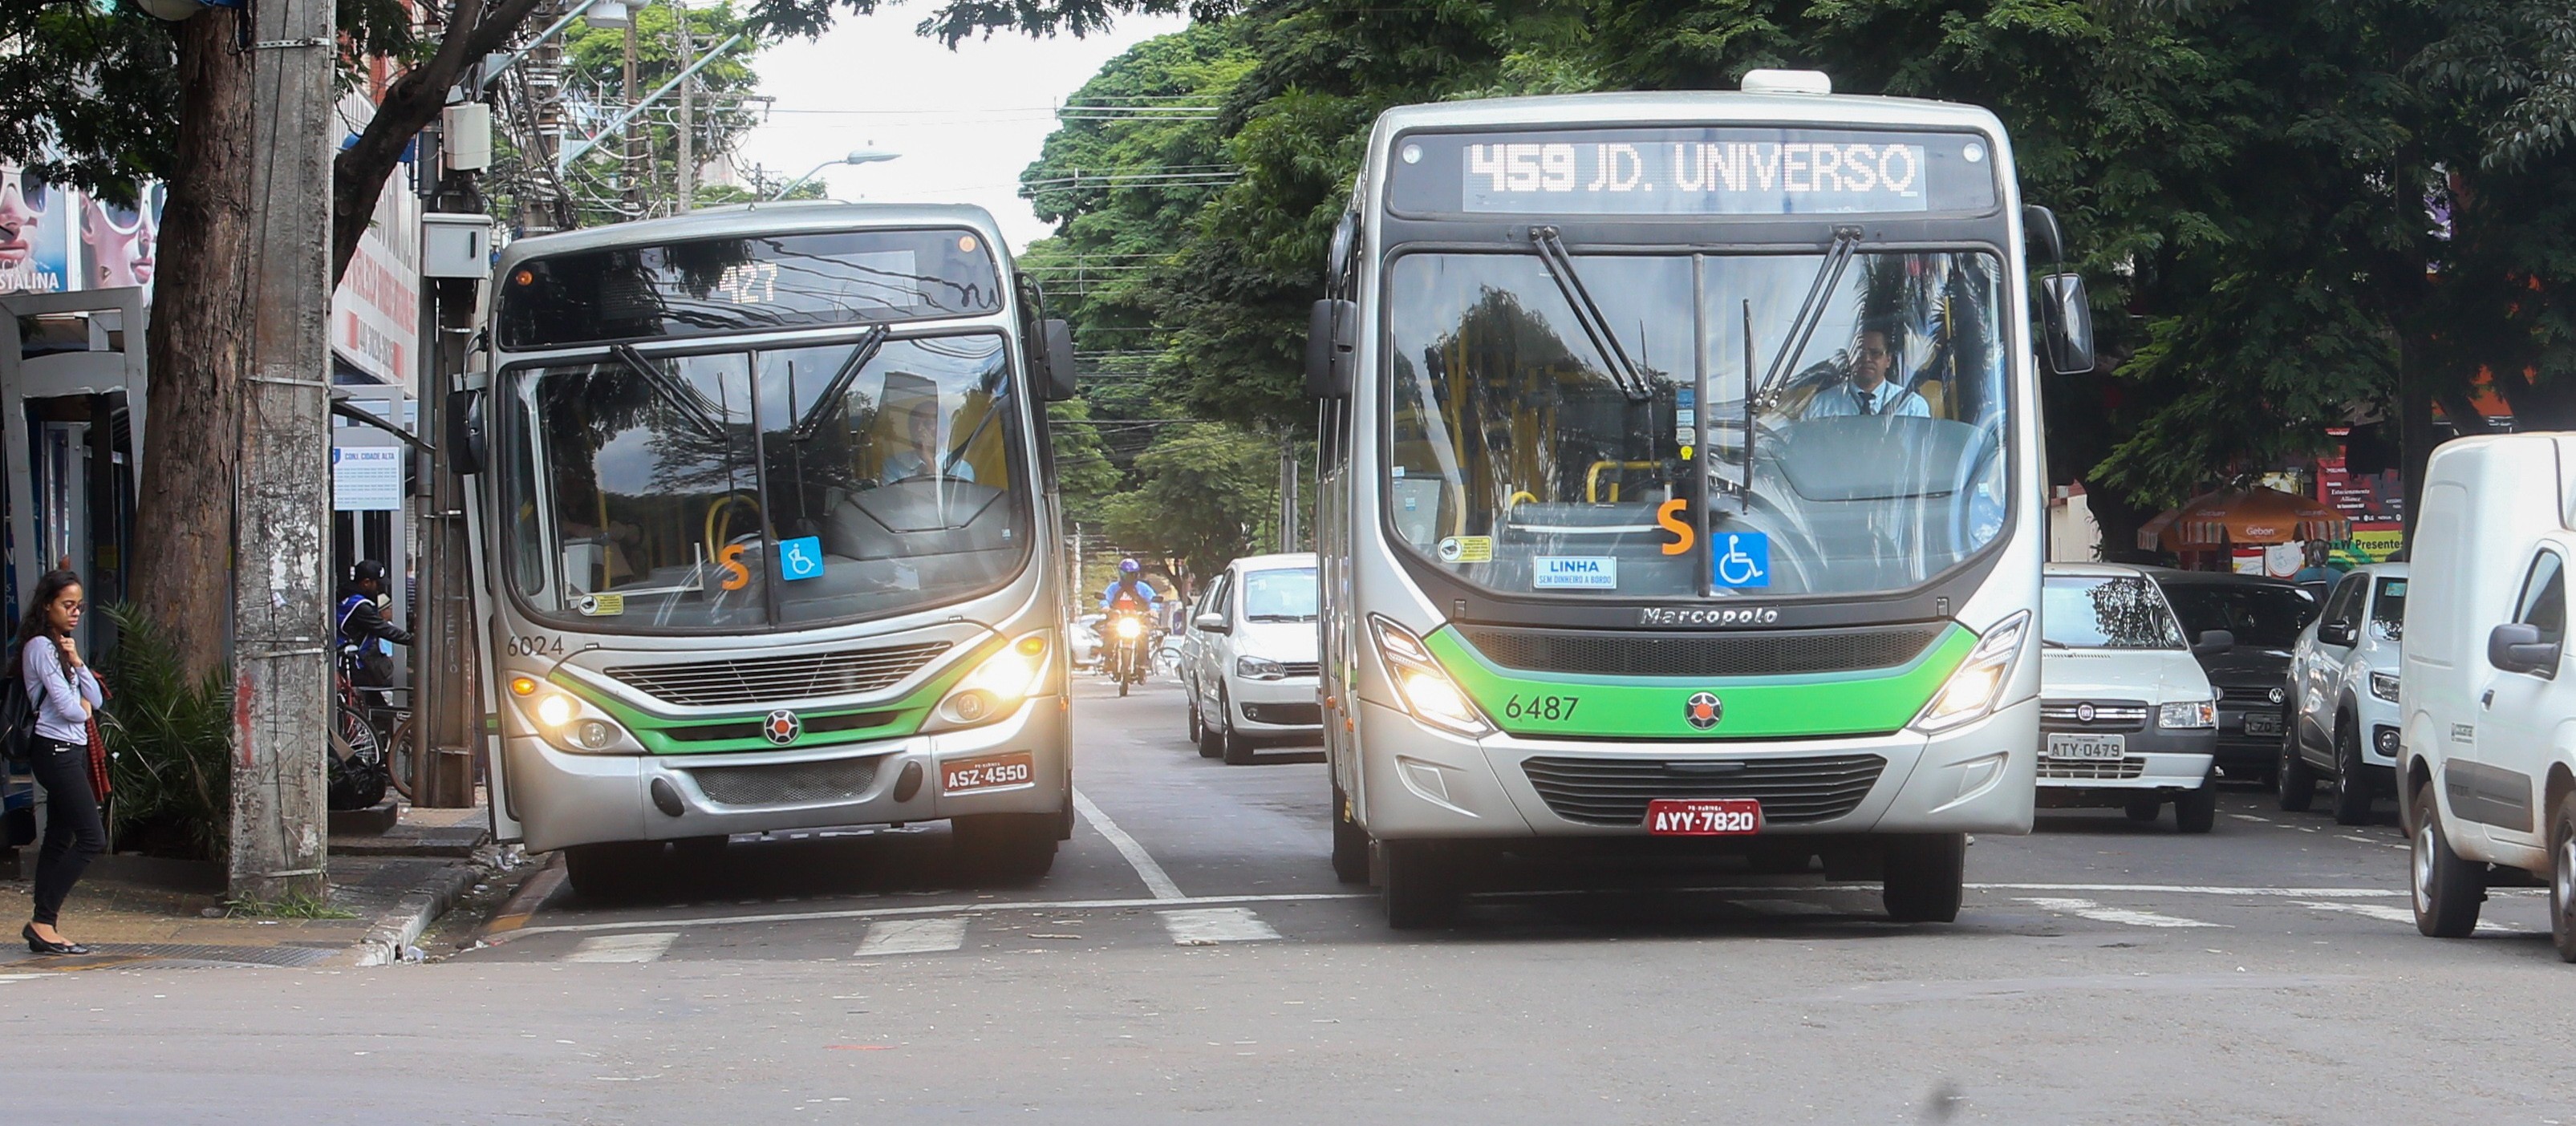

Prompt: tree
xmin=1096 ymin=424 xmax=1278 ymax=581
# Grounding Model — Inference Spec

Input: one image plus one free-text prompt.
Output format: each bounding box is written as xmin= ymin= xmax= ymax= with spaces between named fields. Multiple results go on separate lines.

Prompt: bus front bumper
xmin=505 ymin=695 xmax=1070 ymax=854
xmin=1352 ymin=695 xmax=2038 ymax=840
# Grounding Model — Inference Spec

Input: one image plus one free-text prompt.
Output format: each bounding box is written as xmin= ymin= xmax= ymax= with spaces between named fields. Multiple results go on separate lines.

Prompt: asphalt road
xmin=13 ymin=674 xmax=2576 ymax=1124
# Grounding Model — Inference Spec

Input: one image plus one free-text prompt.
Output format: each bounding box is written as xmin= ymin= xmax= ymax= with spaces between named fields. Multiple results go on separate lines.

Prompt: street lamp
xmin=769 ymin=148 xmax=901 ymax=202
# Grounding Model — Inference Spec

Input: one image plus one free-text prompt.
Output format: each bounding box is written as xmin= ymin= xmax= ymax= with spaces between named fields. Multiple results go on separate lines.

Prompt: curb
xmin=340 ymin=862 xmax=483 ymax=968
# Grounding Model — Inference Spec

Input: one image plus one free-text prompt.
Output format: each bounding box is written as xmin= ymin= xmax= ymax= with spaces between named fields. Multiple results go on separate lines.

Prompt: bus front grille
xmin=1458 ymin=625 xmax=1942 ymax=677
xmin=1520 ymin=754 xmax=1886 ymax=827
xmin=685 ymin=755 xmax=885 ymax=808
xmin=606 ymin=642 xmax=952 ymax=707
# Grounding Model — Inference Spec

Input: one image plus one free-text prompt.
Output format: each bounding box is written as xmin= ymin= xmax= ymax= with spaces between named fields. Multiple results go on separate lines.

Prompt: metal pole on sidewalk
xmin=230 ymin=0 xmax=337 ymax=902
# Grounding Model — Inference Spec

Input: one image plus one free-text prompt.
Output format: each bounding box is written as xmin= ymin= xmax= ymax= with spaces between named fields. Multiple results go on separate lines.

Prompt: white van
xmin=2400 ymin=433 xmax=2576 ymax=959
xmin=2038 ymin=564 xmax=2227 ymax=832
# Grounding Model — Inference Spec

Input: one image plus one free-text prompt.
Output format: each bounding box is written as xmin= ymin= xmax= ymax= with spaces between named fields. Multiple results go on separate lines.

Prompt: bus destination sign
xmin=1389 ymin=128 xmax=1998 ymax=217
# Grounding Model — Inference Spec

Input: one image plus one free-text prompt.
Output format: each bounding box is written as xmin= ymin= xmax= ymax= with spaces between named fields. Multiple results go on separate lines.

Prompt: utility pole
xmin=1278 ymin=439 xmax=1299 ymax=552
xmin=231 ymin=0 xmax=336 ymax=901
xmin=672 ymin=0 xmax=696 ymax=213
xmin=622 ymin=12 xmax=640 ymax=212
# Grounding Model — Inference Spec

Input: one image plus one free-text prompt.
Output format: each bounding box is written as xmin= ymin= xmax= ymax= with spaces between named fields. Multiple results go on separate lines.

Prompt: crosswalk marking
xmin=854 ymin=917 xmax=968 ymax=957
xmin=2018 ymin=897 xmax=2227 ymax=929
xmin=565 ymin=932 xmax=679 ymax=963
xmin=1158 ymin=907 xmax=1280 ymax=945
xmin=2302 ymin=900 xmax=2529 ymax=934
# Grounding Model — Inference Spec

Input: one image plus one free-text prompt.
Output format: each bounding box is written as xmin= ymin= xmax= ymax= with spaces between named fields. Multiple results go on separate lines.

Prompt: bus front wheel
xmin=563 ymin=841 xmax=663 ymax=903
xmin=1382 ymin=840 xmax=1462 ymax=930
xmin=1880 ymin=833 xmax=1966 ymax=923
xmin=953 ymin=813 xmax=1060 ymax=883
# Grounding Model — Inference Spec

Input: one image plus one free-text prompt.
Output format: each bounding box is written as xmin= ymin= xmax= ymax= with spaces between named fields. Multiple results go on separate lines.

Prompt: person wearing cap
xmin=338 ymin=560 xmax=412 ymax=710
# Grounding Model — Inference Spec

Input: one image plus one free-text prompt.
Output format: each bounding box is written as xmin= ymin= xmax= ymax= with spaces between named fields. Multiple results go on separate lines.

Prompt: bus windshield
xmin=1385 ymin=247 xmax=2008 ymax=599
xmin=500 ymin=331 xmax=1029 ymax=631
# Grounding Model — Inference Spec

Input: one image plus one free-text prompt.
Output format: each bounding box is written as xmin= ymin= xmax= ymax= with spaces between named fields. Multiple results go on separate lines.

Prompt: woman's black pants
xmin=29 ymin=739 xmax=104 ymax=927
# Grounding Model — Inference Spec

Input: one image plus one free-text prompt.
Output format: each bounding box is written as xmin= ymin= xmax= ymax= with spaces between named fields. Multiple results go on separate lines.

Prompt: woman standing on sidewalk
xmin=14 ymin=569 xmax=103 ymax=955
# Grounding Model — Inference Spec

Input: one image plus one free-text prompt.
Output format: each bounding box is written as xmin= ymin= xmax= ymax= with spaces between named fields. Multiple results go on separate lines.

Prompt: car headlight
xmin=1912 ymin=610 xmax=2029 ymax=733
xmin=2158 ymin=700 xmax=2217 ymax=729
xmin=508 ymin=674 xmax=638 ymax=754
xmin=1236 ymin=654 xmax=1286 ymax=681
xmin=929 ymin=630 xmax=1052 ymax=731
xmin=2368 ymin=671 xmax=2400 ymax=703
xmin=1368 ymin=615 xmax=1492 ymax=737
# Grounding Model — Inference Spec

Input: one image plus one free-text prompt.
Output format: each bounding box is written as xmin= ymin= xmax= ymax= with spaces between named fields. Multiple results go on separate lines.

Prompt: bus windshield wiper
xmin=1749 ymin=225 xmax=1863 ymax=410
xmin=611 ymin=344 xmax=725 ymax=439
xmin=1528 ymin=226 xmax=1652 ymax=403
xmin=789 ymin=325 xmax=891 ymax=441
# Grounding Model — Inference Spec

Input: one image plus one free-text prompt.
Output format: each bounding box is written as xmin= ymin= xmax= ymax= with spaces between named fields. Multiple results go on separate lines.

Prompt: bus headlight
xmin=930 ymin=631 xmax=1052 ymax=731
xmin=509 ymin=682 xmax=639 ymax=754
xmin=1369 ymin=616 xmax=1492 ymax=738
xmin=1912 ymin=611 xmax=2029 ymax=734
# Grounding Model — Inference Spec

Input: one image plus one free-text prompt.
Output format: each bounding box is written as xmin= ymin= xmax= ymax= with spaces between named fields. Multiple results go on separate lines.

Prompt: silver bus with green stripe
xmin=449 ymin=204 xmax=1082 ymax=898
xmin=1308 ymin=75 xmax=2096 ymax=927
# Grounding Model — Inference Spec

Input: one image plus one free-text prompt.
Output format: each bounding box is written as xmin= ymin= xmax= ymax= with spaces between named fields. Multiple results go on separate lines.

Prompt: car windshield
xmin=1240 ymin=568 xmax=1318 ymax=622
xmin=2372 ymin=577 xmax=2407 ymax=639
xmin=2159 ymin=583 xmax=2316 ymax=648
xmin=2043 ymin=575 xmax=2186 ymax=650
xmin=500 ymin=331 xmax=1028 ymax=631
xmin=1385 ymin=248 xmax=2008 ymax=600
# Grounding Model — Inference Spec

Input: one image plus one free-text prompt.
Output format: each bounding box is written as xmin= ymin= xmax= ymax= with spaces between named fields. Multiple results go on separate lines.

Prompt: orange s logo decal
xmin=718 ymin=543 xmax=752 ymax=591
xmin=1657 ymin=499 xmax=1694 ymax=556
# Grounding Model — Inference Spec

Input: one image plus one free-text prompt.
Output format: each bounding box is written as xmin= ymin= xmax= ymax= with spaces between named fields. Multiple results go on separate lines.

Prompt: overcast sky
xmin=729 ymin=7 xmax=1191 ymax=251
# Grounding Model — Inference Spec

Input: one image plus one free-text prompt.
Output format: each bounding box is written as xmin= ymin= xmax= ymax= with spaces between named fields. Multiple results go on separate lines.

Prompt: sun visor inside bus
xmin=825 ymin=480 xmax=1010 ymax=549
xmin=1771 ymin=417 xmax=1989 ymax=502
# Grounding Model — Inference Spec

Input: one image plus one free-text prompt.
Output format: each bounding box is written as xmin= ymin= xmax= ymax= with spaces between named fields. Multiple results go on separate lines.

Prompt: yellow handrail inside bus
xmin=1586 ymin=460 xmax=1659 ymax=504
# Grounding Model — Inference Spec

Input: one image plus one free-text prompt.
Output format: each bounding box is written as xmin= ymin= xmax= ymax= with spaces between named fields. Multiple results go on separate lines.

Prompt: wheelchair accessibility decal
xmin=1712 ymin=533 xmax=1770 ymax=589
xmin=778 ymin=535 xmax=826 ymax=581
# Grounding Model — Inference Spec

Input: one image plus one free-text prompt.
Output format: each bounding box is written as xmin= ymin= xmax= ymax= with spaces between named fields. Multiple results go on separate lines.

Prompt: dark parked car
xmin=2144 ymin=569 xmax=2322 ymax=781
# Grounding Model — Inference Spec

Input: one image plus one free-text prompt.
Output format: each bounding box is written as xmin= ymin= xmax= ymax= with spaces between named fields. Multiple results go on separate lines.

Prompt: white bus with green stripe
xmin=1307 ymin=75 xmax=2097 ymax=926
xmin=450 ymin=204 xmax=1083 ymax=898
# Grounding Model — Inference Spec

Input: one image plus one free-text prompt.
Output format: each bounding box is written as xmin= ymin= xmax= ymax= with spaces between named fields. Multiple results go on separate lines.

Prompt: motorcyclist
xmin=1098 ymin=560 xmax=1162 ymax=680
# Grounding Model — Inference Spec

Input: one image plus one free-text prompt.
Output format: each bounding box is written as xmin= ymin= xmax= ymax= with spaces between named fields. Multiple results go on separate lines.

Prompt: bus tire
xmin=1880 ymin=833 xmax=1965 ymax=923
xmin=1331 ymin=782 xmax=1369 ymax=884
xmin=953 ymin=813 xmax=1059 ymax=883
xmin=564 ymin=842 xmax=663 ymax=903
xmin=2412 ymin=779 xmax=2483 ymax=938
xmin=1382 ymin=840 xmax=1462 ymax=930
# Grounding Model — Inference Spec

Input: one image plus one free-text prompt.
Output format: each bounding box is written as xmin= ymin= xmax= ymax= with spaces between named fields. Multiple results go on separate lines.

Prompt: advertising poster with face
xmin=0 ymin=160 xmax=71 ymax=294
xmin=79 ymin=180 xmax=161 ymax=292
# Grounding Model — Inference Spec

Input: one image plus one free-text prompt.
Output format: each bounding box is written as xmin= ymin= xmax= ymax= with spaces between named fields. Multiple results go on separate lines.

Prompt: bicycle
xmin=331 ymin=646 xmax=397 ymax=811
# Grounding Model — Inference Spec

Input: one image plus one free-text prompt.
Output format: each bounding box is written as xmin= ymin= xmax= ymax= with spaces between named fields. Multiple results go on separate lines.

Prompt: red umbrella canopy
xmin=2136 ymin=486 xmax=2351 ymax=551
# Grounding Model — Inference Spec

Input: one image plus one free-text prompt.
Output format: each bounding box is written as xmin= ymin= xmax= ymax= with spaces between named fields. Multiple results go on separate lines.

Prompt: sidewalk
xmin=0 ymin=800 xmax=504 ymax=973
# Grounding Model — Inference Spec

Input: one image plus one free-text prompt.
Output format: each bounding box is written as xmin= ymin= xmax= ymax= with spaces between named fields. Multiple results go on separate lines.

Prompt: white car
xmin=1187 ymin=553 xmax=1320 ymax=765
xmin=2282 ymin=562 xmax=2407 ymax=824
xmin=2400 ymin=433 xmax=2576 ymax=957
xmin=2038 ymin=563 xmax=2225 ymax=832
xmin=1069 ymin=618 xmax=1103 ymax=670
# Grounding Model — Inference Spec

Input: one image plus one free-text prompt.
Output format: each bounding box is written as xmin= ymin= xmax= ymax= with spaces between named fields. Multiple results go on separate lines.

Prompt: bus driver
xmin=1803 ymin=322 xmax=1929 ymax=419
xmin=882 ymin=399 xmax=976 ymax=484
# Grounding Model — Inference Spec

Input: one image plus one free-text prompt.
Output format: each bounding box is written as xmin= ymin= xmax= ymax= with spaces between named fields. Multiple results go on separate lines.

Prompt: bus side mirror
xmin=2023 ymin=204 xmax=2065 ymax=265
xmin=1041 ymin=318 xmax=1078 ymax=402
xmin=1305 ymin=298 xmax=1355 ymax=399
xmin=445 ymin=388 xmax=486 ymax=476
xmin=2039 ymin=273 xmax=2095 ymax=375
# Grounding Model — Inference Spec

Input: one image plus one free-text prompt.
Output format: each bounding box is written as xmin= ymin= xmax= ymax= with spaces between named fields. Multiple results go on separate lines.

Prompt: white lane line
xmin=2229 ymin=813 xmax=2271 ymax=823
xmin=0 ymin=974 xmax=51 ymax=983
xmin=1970 ymin=883 xmax=2403 ymax=898
xmin=1159 ymin=906 xmax=1282 ymax=945
xmin=2018 ymin=897 xmax=2228 ymax=929
xmin=504 ymin=891 xmax=1368 ymax=940
xmin=2302 ymin=901 xmax=2529 ymax=934
xmin=1073 ymin=787 xmax=1185 ymax=901
xmin=565 ymin=932 xmax=680 ymax=963
xmin=1730 ymin=898 xmax=1838 ymax=916
xmin=854 ymin=917 xmax=968 ymax=957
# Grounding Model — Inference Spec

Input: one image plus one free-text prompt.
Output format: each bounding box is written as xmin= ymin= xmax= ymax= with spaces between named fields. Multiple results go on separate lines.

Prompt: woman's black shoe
xmin=22 ymin=924 xmax=86 ymax=955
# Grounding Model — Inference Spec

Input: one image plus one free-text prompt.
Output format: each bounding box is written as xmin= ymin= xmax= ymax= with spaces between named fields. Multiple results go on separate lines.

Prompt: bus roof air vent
xmin=1741 ymin=69 xmax=1832 ymax=95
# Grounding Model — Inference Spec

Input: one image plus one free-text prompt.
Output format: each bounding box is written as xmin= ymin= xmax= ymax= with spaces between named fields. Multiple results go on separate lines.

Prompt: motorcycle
xmin=1107 ymin=610 xmax=1150 ymax=696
